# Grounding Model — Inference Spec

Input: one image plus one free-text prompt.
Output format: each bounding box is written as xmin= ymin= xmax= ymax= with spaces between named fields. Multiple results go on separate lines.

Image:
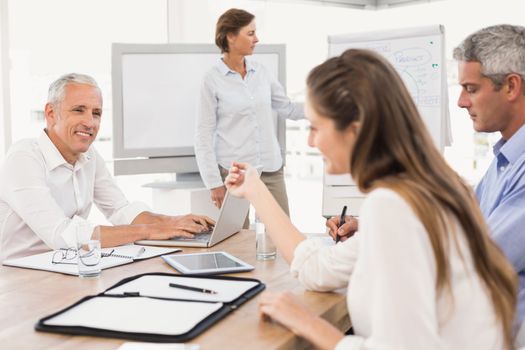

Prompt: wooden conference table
xmin=0 ymin=230 xmax=350 ymax=350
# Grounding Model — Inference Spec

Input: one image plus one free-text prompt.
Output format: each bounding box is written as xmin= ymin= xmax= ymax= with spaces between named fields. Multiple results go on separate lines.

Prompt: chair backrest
xmin=515 ymin=320 xmax=525 ymax=348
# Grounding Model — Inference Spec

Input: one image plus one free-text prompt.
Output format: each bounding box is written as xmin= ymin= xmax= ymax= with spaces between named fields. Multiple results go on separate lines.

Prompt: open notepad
xmin=44 ymin=297 xmax=224 ymax=335
xmin=104 ymin=275 xmax=260 ymax=303
xmin=36 ymin=273 xmax=265 ymax=342
xmin=2 ymin=245 xmax=180 ymax=275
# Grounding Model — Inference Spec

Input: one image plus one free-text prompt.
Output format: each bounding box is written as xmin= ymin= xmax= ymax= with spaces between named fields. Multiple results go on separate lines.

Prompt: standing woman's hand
xmin=210 ymin=186 xmax=226 ymax=209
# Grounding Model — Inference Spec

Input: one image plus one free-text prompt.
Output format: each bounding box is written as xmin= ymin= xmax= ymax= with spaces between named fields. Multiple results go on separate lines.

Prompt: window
xmin=7 ymin=0 xmax=168 ymax=155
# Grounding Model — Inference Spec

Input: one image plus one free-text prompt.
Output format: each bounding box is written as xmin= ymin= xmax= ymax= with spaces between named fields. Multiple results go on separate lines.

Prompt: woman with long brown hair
xmin=225 ymin=49 xmax=517 ymax=349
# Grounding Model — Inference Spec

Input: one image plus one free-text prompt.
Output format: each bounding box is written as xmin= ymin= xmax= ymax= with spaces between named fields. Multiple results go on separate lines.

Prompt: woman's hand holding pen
xmin=326 ymin=216 xmax=358 ymax=242
xmin=224 ymin=162 xmax=261 ymax=199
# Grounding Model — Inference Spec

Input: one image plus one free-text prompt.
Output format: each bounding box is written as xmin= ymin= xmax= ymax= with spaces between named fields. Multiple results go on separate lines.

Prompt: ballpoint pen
xmin=335 ymin=205 xmax=347 ymax=243
xmin=169 ymin=282 xmax=218 ymax=294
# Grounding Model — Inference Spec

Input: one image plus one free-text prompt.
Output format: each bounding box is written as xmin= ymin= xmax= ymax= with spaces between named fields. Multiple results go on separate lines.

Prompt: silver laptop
xmin=136 ymin=191 xmax=250 ymax=247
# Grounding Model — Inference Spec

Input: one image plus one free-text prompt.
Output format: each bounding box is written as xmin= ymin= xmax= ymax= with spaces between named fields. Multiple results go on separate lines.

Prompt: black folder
xmin=35 ymin=272 xmax=265 ymax=342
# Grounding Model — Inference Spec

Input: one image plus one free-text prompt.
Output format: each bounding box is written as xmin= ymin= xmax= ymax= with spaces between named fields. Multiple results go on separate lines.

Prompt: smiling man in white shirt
xmin=0 ymin=73 xmax=214 ymax=261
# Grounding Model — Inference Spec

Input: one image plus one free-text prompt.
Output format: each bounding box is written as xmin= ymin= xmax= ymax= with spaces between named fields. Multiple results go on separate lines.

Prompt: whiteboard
xmin=328 ymin=25 xmax=451 ymax=151
xmin=112 ymin=44 xmax=286 ymax=162
xmin=323 ymin=25 xmax=451 ymax=216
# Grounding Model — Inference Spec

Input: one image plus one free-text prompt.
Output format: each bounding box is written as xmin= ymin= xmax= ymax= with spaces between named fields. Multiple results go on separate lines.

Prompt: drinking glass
xmin=76 ymin=225 xmax=101 ymax=277
xmin=255 ymin=217 xmax=276 ymax=261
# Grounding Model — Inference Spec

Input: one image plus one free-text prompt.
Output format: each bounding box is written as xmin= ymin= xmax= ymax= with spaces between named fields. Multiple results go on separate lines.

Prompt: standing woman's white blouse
xmin=291 ymin=188 xmax=503 ymax=350
xmin=195 ymin=57 xmax=303 ymax=190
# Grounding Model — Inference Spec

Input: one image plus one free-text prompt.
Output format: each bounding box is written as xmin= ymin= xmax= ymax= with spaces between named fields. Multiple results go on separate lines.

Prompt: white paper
xmin=118 ymin=244 xmax=181 ymax=260
xmin=107 ymin=244 xmax=146 ymax=258
xmin=3 ymin=245 xmax=180 ymax=275
xmin=328 ymin=25 xmax=450 ymax=151
xmin=118 ymin=343 xmax=200 ymax=350
xmin=105 ymin=275 xmax=259 ymax=303
xmin=45 ymin=297 xmax=222 ymax=335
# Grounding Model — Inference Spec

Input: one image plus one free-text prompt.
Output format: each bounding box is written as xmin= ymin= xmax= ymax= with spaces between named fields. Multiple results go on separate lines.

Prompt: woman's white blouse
xmin=195 ymin=58 xmax=303 ymax=189
xmin=291 ymin=188 xmax=503 ymax=350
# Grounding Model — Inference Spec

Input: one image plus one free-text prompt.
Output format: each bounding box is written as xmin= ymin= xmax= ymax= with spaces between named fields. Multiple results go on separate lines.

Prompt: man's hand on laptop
xmin=147 ymin=214 xmax=215 ymax=240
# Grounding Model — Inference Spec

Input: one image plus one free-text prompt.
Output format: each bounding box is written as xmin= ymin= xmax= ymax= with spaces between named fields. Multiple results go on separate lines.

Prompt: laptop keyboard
xmin=171 ymin=230 xmax=212 ymax=241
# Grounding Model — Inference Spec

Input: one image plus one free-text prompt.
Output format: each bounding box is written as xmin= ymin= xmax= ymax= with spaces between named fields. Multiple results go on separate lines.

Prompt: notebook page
xmin=118 ymin=343 xmax=200 ymax=350
xmin=110 ymin=244 xmax=180 ymax=260
xmin=44 ymin=297 xmax=222 ymax=335
xmin=3 ymin=251 xmax=79 ymax=275
xmin=3 ymin=246 xmax=179 ymax=275
xmin=105 ymin=275 xmax=259 ymax=303
xmin=2 ymin=250 xmax=127 ymax=275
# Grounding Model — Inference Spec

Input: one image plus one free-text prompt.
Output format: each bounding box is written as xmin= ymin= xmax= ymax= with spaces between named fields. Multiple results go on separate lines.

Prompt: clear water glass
xmin=76 ymin=225 xmax=101 ymax=277
xmin=255 ymin=219 xmax=276 ymax=261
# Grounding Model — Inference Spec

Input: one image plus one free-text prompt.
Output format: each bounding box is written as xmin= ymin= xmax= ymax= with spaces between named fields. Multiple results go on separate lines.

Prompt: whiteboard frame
xmin=328 ymin=25 xmax=444 ymax=44
xmin=111 ymin=43 xmax=287 ymax=170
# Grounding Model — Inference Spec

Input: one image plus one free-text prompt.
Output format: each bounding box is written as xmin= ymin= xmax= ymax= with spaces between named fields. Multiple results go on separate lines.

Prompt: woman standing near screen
xmin=194 ymin=8 xmax=303 ymax=224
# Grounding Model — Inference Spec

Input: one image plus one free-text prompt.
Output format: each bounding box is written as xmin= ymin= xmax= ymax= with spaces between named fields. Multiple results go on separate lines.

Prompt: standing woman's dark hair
xmin=215 ymin=8 xmax=255 ymax=53
xmin=307 ymin=49 xmax=518 ymax=350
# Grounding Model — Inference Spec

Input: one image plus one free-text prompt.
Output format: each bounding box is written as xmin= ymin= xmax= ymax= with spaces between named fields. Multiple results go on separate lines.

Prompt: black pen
xmin=335 ymin=205 xmax=347 ymax=243
xmin=169 ymin=282 xmax=218 ymax=294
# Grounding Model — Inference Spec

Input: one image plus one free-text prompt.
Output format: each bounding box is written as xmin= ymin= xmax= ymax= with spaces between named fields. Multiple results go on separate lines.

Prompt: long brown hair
xmin=307 ymin=49 xmax=517 ymax=349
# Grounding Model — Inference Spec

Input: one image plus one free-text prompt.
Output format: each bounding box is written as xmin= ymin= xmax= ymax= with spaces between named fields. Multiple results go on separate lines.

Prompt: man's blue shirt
xmin=476 ymin=124 xmax=525 ymax=324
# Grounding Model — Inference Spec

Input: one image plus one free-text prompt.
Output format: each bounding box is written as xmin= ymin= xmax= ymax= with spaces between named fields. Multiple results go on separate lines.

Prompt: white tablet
xmin=161 ymin=251 xmax=254 ymax=275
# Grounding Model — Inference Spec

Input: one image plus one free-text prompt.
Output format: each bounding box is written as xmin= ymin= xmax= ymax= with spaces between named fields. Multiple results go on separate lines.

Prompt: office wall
xmin=6 ymin=0 xmax=168 ymax=147
xmin=0 ymin=0 xmax=10 ymax=159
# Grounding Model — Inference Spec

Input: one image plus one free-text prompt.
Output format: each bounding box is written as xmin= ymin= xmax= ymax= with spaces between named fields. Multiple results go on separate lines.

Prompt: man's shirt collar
xmin=493 ymin=124 xmax=525 ymax=165
xmin=38 ymin=130 xmax=90 ymax=170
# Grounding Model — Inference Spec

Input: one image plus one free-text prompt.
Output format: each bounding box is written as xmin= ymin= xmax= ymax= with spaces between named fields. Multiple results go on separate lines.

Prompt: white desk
xmin=0 ymin=230 xmax=350 ymax=349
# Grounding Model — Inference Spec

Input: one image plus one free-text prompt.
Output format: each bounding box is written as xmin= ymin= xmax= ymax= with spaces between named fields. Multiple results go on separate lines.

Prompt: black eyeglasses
xmin=52 ymin=248 xmax=77 ymax=265
xmin=51 ymin=248 xmax=131 ymax=265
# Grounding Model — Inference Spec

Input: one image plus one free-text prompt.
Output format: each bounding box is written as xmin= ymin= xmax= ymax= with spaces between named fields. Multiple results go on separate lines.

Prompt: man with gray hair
xmin=0 ymin=73 xmax=214 ymax=261
xmin=454 ymin=24 xmax=525 ymax=326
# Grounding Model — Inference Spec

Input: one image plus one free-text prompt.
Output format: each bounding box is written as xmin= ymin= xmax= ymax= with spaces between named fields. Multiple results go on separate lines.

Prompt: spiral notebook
xmin=3 ymin=245 xmax=180 ymax=275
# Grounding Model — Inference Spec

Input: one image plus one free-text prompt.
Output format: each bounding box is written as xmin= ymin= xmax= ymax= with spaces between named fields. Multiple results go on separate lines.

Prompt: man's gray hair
xmin=47 ymin=73 xmax=101 ymax=105
xmin=453 ymin=24 xmax=525 ymax=89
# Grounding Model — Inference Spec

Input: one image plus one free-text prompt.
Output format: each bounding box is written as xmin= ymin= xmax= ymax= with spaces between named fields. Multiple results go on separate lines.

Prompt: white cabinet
xmin=144 ymin=181 xmax=220 ymax=220
xmin=322 ymin=174 xmax=365 ymax=218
